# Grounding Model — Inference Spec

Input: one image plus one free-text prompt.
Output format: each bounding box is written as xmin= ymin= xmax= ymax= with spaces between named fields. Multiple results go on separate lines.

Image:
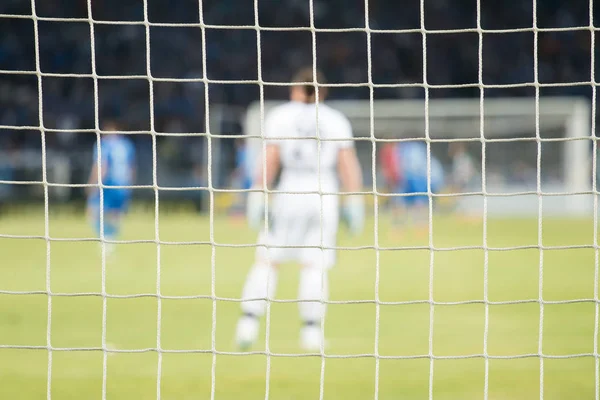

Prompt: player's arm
xmin=337 ymin=118 xmax=365 ymax=235
xmin=246 ymin=113 xmax=282 ymax=229
xmin=338 ymin=146 xmax=362 ymax=193
xmin=86 ymin=150 xmax=108 ymax=196
xmin=252 ymin=144 xmax=280 ymax=189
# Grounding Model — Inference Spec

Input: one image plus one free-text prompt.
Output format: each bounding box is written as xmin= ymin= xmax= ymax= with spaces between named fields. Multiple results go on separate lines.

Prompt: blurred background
xmin=1 ymin=2 xmax=599 ymax=399
xmin=0 ymin=0 xmax=596 ymax=210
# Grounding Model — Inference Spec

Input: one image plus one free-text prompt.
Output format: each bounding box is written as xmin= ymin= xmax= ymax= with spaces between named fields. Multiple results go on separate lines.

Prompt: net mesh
xmin=0 ymin=0 xmax=597 ymax=399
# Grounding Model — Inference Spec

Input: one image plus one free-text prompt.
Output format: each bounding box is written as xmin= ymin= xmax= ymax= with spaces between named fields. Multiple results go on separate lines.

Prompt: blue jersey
xmin=236 ymin=146 xmax=253 ymax=190
xmin=397 ymin=142 xmax=444 ymax=193
xmin=398 ymin=142 xmax=428 ymax=180
xmin=94 ymin=135 xmax=135 ymax=189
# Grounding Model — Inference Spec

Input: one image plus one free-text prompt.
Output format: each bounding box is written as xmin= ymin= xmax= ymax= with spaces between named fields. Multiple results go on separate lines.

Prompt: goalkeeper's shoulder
xmin=268 ymin=101 xmax=302 ymax=120
xmin=322 ymin=103 xmax=351 ymax=123
xmin=263 ymin=102 xmax=299 ymax=137
xmin=321 ymin=104 xmax=354 ymax=140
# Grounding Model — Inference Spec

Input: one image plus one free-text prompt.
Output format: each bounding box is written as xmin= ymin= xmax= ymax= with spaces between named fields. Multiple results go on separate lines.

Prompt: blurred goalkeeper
xmin=236 ymin=67 xmax=364 ymax=351
xmin=86 ymin=119 xmax=136 ymax=256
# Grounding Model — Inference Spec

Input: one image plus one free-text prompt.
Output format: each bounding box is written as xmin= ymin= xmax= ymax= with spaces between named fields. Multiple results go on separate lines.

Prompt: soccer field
xmin=0 ymin=208 xmax=597 ymax=399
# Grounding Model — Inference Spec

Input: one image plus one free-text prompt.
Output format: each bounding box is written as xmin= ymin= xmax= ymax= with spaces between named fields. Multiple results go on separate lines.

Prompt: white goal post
xmin=245 ymin=97 xmax=592 ymax=217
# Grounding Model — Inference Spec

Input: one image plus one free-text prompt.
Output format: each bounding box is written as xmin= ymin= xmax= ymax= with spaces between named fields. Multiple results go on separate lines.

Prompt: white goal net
xmin=0 ymin=0 xmax=597 ymax=400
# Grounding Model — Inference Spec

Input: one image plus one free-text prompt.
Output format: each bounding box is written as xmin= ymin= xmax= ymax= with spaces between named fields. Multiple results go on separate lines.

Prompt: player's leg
xmin=297 ymin=197 xmax=337 ymax=351
xmin=410 ymin=196 xmax=430 ymax=237
xmin=87 ymin=191 xmax=100 ymax=231
xmin=405 ymin=177 xmax=430 ymax=234
xmin=450 ymin=182 xmax=480 ymax=224
xmin=235 ymin=253 xmax=279 ymax=350
xmin=298 ymin=259 xmax=329 ymax=351
xmin=88 ymin=188 xmax=129 ymax=256
xmin=391 ymin=181 xmax=408 ymax=229
xmin=235 ymin=208 xmax=288 ymax=350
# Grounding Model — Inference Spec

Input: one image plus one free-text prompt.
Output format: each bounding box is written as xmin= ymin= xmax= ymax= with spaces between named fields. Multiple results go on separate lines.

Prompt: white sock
xmin=298 ymin=265 xmax=328 ymax=324
xmin=99 ymin=241 xmax=116 ymax=258
xmin=240 ymin=262 xmax=278 ymax=317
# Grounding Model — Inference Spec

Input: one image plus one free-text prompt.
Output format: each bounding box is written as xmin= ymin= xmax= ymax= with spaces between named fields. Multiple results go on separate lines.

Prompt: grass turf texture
xmin=0 ymin=208 xmax=596 ymax=399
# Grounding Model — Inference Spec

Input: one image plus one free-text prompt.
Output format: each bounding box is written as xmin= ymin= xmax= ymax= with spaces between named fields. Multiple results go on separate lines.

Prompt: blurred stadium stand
xmin=0 ymin=0 xmax=596 ymax=208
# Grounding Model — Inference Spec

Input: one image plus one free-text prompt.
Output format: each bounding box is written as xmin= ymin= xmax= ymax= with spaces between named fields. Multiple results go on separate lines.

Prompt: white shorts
xmin=256 ymin=193 xmax=340 ymax=269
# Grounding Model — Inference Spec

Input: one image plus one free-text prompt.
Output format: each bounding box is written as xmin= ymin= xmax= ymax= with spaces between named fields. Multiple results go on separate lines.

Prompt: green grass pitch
xmin=0 ymin=207 xmax=597 ymax=399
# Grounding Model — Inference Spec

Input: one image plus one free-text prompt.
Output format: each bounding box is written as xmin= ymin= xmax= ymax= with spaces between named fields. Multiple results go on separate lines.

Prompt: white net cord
xmin=0 ymin=1 xmax=597 ymax=400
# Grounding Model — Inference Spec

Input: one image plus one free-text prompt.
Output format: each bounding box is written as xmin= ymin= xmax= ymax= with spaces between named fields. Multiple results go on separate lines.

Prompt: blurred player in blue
xmin=86 ymin=119 xmax=136 ymax=256
xmin=236 ymin=138 xmax=253 ymax=192
xmin=229 ymin=138 xmax=253 ymax=218
xmin=381 ymin=140 xmax=444 ymax=233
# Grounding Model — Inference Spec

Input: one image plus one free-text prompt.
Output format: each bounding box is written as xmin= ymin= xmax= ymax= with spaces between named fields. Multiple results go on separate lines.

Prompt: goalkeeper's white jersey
xmin=264 ymin=101 xmax=354 ymax=194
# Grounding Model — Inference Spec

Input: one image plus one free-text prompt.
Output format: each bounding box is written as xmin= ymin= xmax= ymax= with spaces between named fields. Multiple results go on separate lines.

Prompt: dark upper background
xmin=0 ymin=0 xmax=595 ymax=190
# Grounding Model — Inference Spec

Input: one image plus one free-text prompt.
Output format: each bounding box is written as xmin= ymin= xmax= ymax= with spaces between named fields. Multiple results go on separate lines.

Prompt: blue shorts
xmin=242 ymin=176 xmax=253 ymax=190
xmin=88 ymin=188 xmax=131 ymax=213
xmin=394 ymin=178 xmax=430 ymax=206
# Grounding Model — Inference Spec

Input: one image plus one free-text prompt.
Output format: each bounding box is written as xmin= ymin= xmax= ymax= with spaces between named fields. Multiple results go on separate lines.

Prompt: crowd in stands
xmin=0 ymin=0 xmax=595 ymax=190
